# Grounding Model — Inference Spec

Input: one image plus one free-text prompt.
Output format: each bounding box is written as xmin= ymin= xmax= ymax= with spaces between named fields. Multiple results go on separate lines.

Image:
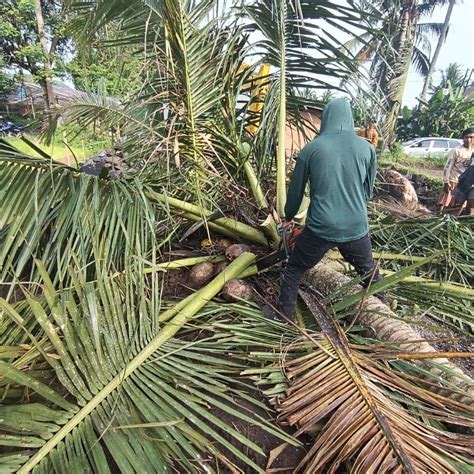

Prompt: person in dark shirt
xmin=265 ymin=98 xmax=383 ymax=321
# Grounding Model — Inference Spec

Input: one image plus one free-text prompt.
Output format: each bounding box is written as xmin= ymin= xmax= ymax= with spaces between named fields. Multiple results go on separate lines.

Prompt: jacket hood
xmin=319 ymin=98 xmax=355 ymax=135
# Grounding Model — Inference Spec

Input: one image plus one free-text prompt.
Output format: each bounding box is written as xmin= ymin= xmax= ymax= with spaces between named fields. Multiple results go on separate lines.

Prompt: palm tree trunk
xmin=33 ymin=0 xmax=55 ymax=123
xmin=304 ymin=263 xmax=474 ymax=404
xmin=276 ymin=0 xmax=287 ymax=217
xmin=381 ymin=0 xmax=417 ymax=149
xmin=420 ymin=0 xmax=456 ymax=101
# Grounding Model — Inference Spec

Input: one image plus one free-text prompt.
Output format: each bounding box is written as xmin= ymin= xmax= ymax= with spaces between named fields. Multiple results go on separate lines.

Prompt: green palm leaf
xmin=371 ymin=214 xmax=474 ymax=284
xmin=52 ymin=0 xmax=255 ymax=212
xmin=0 ymin=154 xmax=165 ymax=292
xmin=0 ymin=255 xmax=298 ymax=473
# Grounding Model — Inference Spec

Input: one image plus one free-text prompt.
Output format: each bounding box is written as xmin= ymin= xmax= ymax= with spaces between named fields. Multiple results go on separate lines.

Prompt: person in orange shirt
xmin=357 ymin=120 xmax=379 ymax=148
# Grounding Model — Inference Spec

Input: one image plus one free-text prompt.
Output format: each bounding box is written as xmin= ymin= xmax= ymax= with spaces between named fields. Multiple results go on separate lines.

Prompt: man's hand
xmin=280 ymin=219 xmax=295 ymax=230
xmin=443 ymin=181 xmax=454 ymax=193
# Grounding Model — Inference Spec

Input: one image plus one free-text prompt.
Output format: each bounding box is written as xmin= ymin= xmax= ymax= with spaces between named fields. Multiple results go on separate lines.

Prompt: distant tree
xmin=0 ymin=0 xmax=68 ymax=120
xmin=296 ymin=88 xmax=334 ymax=104
xmin=0 ymin=61 xmax=15 ymax=99
xmin=66 ymin=28 xmax=142 ymax=99
xmin=397 ymin=65 xmax=474 ymax=139
xmin=33 ymin=0 xmax=55 ymax=117
xmin=436 ymin=62 xmax=468 ymax=90
xmin=420 ymin=0 xmax=457 ymax=100
xmin=350 ymin=0 xmax=453 ymax=148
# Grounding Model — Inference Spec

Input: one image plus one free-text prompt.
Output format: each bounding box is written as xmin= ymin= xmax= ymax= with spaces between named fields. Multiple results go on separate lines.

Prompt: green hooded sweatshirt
xmin=284 ymin=98 xmax=376 ymax=242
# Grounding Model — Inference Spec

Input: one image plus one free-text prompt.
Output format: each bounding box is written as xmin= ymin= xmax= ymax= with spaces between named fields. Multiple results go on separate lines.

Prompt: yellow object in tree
xmin=246 ymin=64 xmax=271 ymax=136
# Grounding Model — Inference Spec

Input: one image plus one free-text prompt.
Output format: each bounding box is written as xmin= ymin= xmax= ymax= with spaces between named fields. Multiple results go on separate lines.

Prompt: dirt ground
xmin=209 ymin=389 xmax=310 ymax=473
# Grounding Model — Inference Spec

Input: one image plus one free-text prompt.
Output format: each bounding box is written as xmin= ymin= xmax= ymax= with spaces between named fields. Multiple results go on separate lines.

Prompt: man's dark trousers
xmin=278 ymin=227 xmax=382 ymax=318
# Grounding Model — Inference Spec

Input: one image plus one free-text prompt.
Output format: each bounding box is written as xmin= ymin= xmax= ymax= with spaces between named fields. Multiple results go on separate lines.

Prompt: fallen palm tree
xmin=1 ymin=0 xmax=473 ymax=472
xmin=327 ymin=251 xmax=474 ymax=334
xmin=303 ymin=263 xmax=473 ymax=404
xmin=2 ymin=154 xmax=474 ymax=472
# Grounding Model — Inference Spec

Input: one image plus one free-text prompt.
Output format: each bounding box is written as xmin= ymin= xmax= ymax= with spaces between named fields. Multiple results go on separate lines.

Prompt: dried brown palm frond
xmin=276 ymin=298 xmax=474 ymax=473
xmin=304 ymin=264 xmax=474 ymax=399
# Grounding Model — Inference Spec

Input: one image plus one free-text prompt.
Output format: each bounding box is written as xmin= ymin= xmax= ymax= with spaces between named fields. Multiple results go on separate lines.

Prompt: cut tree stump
xmin=375 ymin=168 xmax=432 ymax=218
xmin=378 ymin=169 xmax=419 ymax=209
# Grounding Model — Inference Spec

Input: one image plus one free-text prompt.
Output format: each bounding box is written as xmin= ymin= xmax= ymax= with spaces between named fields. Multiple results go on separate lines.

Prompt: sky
xmin=402 ymin=1 xmax=474 ymax=107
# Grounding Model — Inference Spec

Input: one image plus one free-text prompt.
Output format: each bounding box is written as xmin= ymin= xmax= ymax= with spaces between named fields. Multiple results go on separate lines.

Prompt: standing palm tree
xmin=351 ymin=0 xmax=453 ymax=147
xmin=437 ymin=62 xmax=472 ymax=90
xmin=420 ymin=0 xmax=457 ymax=101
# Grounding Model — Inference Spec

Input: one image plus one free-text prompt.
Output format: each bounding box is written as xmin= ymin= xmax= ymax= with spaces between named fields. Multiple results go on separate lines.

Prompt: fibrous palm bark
xmin=304 ymin=262 xmax=474 ymax=404
xmin=380 ymin=0 xmax=417 ymax=148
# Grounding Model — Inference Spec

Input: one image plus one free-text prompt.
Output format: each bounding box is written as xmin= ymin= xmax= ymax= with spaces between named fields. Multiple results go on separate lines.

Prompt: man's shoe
xmin=261 ymin=304 xmax=284 ymax=321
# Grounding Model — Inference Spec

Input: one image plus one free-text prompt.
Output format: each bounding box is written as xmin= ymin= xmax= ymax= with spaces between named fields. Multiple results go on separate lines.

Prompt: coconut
xmin=218 ymin=238 xmax=232 ymax=250
xmin=189 ymin=261 xmax=215 ymax=288
xmin=225 ymin=243 xmax=251 ymax=261
xmin=214 ymin=261 xmax=228 ymax=274
xmin=221 ymin=279 xmax=253 ymax=302
xmin=200 ymin=238 xmax=213 ymax=248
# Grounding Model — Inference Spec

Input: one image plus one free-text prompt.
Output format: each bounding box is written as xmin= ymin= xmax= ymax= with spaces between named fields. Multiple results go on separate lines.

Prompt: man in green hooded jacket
xmin=269 ymin=98 xmax=382 ymax=320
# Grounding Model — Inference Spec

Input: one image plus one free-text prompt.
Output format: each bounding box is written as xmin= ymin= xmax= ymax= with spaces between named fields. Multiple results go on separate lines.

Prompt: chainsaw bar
xmin=255 ymin=224 xmax=304 ymax=271
xmin=255 ymin=249 xmax=287 ymax=271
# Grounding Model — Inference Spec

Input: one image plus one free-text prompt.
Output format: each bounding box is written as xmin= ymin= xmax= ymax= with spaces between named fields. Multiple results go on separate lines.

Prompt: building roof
xmin=5 ymin=82 xmax=78 ymax=106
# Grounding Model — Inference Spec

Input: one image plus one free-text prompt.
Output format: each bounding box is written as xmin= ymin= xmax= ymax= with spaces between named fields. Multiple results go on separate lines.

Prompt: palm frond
xmin=0 ymin=256 xmax=298 ymax=473
xmin=416 ymin=21 xmax=445 ymax=38
xmin=371 ymin=214 xmax=474 ymax=284
xmin=302 ymin=263 xmax=474 ymax=403
xmin=0 ymin=151 xmax=167 ymax=294
xmin=43 ymin=87 xmax=161 ymax=145
xmin=412 ymin=47 xmax=431 ymax=77
xmin=64 ymin=0 xmax=149 ymax=41
xmin=334 ymin=211 xmax=474 ymax=333
xmin=384 ymin=276 xmax=474 ymax=334
xmin=276 ymin=298 xmax=473 ymax=473
xmin=417 ymin=0 xmax=451 ymax=18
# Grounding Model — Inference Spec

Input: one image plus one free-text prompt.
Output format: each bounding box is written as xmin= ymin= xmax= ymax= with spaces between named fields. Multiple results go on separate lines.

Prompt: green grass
xmin=5 ymin=135 xmax=108 ymax=166
xmin=379 ymin=150 xmax=446 ymax=169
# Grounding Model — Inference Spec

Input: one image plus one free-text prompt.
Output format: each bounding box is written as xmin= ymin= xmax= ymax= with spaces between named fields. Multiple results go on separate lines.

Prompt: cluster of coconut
xmin=188 ymin=240 xmax=254 ymax=302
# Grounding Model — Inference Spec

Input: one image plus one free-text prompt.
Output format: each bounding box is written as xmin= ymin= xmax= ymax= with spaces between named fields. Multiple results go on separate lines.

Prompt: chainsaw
xmin=256 ymin=224 xmax=304 ymax=271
